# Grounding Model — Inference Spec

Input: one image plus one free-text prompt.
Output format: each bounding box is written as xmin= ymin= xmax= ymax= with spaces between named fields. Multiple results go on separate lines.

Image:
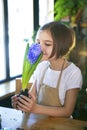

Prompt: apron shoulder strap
xmin=56 ymin=59 xmax=65 ymax=89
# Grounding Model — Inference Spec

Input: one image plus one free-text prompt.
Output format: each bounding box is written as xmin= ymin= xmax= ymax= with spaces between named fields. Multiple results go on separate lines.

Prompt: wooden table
xmin=0 ymin=107 xmax=87 ymax=130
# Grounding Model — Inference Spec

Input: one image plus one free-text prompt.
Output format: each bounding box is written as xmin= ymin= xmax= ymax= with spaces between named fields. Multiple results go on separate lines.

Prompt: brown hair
xmin=40 ymin=21 xmax=76 ymax=59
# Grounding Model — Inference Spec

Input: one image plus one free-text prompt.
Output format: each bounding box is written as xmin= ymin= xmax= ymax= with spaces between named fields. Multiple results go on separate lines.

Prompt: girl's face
xmin=36 ymin=30 xmax=54 ymax=60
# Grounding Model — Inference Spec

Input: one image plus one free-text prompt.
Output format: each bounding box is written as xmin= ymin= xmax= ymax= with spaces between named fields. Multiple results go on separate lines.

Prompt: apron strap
xmin=56 ymin=59 xmax=65 ymax=89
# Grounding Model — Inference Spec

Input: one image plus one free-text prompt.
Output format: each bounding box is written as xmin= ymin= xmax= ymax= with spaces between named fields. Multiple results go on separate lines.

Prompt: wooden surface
xmin=0 ymin=80 xmax=15 ymax=100
xmin=15 ymin=78 xmax=32 ymax=94
xmin=0 ymin=107 xmax=87 ymax=130
xmin=0 ymin=78 xmax=32 ymax=100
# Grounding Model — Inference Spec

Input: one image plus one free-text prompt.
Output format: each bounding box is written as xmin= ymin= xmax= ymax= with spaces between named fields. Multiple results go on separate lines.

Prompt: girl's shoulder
xmin=65 ymin=62 xmax=81 ymax=73
xmin=34 ymin=60 xmax=50 ymax=75
xmin=65 ymin=62 xmax=83 ymax=90
xmin=64 ymin=62 xmax=82 ymax=82
xmin=37 ymin=60 xmax=50 ymax=69
xmin=33 ymin=60 xmax=50 ymax=81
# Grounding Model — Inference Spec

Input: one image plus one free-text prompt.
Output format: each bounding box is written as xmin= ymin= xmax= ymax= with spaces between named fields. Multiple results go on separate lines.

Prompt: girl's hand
xmin=17 ymin=92 xmax=36 ymax=112
xmin=11 ymin=95 xmax=19 ymax=109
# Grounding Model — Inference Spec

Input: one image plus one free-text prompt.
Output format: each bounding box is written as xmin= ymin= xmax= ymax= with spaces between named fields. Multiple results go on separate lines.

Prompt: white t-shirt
xmin=33 ymin=61 xmax=83 ymax=105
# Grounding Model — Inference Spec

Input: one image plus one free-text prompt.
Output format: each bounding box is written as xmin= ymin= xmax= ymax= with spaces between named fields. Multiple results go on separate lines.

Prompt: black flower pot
xmin=18 ymin=88 xmax=29 ymax=97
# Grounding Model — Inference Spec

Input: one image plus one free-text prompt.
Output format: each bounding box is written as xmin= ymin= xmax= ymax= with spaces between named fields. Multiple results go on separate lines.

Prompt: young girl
xmin=11 ymin=21 xmax=83 ymax=118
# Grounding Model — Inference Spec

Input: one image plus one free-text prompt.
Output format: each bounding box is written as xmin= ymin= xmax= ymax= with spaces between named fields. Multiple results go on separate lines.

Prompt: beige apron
xmin=30 ymin=61 xmax=65 ymax=119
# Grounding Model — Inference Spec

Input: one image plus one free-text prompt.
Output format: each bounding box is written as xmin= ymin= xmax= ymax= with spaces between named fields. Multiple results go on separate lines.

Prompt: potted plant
xmin=18 ymin=43 xmax=42 ymax=97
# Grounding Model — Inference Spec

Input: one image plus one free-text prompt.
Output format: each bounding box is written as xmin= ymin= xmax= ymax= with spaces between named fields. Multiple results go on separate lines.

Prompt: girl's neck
xmin=49 ymin=57 xmax=68 ymax=71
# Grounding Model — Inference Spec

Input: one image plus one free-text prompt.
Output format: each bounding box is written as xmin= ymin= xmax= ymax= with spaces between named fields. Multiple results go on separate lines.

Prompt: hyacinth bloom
xmin=28 ymin=43 xmax=42 ymax=64
xmin=22 ymin=43 xmax=42 ymax=91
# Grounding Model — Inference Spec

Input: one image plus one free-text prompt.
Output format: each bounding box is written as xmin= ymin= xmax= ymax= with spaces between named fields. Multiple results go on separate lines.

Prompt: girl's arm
xmin=31 ymin=88 xmax=79 ymax=117
xmin=17 ymin=83 xmax=79 ymax=117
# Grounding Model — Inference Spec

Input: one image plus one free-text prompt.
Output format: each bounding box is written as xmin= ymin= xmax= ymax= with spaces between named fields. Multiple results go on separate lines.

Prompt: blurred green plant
xmin=54 ymin=0 xmax=87 ymax=22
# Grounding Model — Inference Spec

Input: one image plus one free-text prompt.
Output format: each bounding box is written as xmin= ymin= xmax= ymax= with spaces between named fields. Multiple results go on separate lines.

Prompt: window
xmin=39 ymin=0 xmax=54 ymax=26
xmin=0 ymin=1 xmax=6 ymax=80
xmin=8 ymin=0 xmax=33 ymax=77
xmin=0 ymin=0 xmax=54 ymax=83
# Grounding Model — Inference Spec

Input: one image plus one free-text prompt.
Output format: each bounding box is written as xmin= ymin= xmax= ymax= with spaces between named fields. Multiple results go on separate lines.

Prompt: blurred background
xmin=0 ymin=0 xmax=87 ymax=121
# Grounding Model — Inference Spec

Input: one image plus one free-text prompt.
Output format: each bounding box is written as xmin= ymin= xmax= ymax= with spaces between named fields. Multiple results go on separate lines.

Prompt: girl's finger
xmin=17 ymin=100 xmax=31 ymax=112
xmin=19 ymin=95 xmax=31 ymax=103
xmin=28 ymin=92 xmax=36 ymax=102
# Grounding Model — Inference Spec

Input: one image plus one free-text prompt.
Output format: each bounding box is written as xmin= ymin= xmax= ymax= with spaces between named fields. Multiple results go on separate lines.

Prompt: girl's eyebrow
xmin=44 ymin=40 xmax=53 ymax=43
xmin=36 ymin=39 xmax=53 ymax=43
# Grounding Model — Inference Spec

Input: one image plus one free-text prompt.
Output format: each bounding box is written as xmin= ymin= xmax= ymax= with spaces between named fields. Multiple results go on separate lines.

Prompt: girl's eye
xmin=45 ymin=43 xmax=51 ymax=46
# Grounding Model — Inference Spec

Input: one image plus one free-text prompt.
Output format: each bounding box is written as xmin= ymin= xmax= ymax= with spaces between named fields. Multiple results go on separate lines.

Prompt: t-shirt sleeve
xmin=66 ymin=68 xmax=83 ymax=90
xmin=32 ymin=63 xmax=40 ymax=81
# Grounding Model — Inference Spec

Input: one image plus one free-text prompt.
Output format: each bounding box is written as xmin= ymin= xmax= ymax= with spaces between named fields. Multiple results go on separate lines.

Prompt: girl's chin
xmin=41 ymin=55 xmax=48 ymax=61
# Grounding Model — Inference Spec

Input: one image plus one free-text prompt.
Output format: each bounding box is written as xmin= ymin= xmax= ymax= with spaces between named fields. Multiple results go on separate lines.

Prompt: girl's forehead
xmin=36 ymin=30 xmax=53 ymax=41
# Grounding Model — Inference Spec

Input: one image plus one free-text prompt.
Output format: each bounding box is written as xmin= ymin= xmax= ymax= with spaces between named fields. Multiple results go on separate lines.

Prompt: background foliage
xmin=54 ymin=0 xmax=87 ymax=21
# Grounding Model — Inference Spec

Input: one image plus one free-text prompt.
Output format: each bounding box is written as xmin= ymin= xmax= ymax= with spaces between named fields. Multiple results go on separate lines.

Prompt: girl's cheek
xmin=41 ymin=45 xmax=45 ymax=52
xmin=48 ymin=48 xmax=52 ymax=56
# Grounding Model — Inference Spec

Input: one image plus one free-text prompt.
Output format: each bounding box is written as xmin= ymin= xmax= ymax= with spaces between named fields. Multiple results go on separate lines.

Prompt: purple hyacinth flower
xmin=28 ymin=43 xmax=42 ymax=64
